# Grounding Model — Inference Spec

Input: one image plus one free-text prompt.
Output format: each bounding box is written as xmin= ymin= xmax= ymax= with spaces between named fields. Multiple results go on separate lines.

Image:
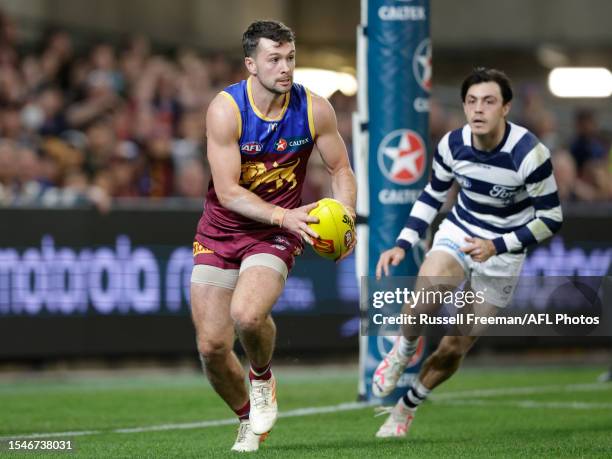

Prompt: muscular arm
xmin=206 ymin=93 xmax=279 ymax=224
xmin=311 ymin=93 xmax=357 ymax=216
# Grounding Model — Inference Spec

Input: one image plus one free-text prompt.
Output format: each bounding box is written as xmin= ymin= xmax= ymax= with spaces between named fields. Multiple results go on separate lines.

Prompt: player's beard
xmin=262 ymin=76 xmax=293 ymax=95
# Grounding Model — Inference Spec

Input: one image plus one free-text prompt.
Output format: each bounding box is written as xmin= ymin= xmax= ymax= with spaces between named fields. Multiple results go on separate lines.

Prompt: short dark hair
xmin=242 ymin=20 xmax=295 ymax=57
xmin=461 ymin=67 xmax=513 ymax=104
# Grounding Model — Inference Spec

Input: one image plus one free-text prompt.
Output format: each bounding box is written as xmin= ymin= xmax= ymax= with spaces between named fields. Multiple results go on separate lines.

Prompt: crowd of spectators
xmin=0 ymin=10 xmax=609 ymax=212
xmin=0 ymin=11 xmax=247 ymax=209
xmin=517 ymin=88 xmax=611 ymax=202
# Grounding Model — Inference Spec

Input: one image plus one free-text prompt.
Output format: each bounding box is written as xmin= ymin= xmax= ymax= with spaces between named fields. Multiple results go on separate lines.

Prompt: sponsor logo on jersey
xmin=489 ymin=185 xmax=517 ymax=200
xmin=275 ymin=138 xmax=288 ymax=151
xmin=240 ymin=142 xmax=263 ymax=154
xmin=275 ymin=136 xmax=311 ymax=153
xmin=288 ymin=136 xmax=311 ymax=147
xmin=377 ymin=129 xmax=426 ymax=186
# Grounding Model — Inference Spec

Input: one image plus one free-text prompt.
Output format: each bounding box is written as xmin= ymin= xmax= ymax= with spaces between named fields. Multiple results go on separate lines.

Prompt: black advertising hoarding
xmin=0 ymin=205 xmax=359 ymax=358
xmin=0 ymin=204 xmax=610 ymax=358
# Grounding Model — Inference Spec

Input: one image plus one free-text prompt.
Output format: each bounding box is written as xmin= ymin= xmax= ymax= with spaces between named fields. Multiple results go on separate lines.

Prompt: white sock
xmin=397 ymin=336 xmax=418 ymax=359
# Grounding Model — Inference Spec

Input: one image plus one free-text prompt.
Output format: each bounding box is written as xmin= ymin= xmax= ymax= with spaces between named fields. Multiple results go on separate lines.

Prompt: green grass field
xmin=1 ymin=365 xmax=611 ymax=458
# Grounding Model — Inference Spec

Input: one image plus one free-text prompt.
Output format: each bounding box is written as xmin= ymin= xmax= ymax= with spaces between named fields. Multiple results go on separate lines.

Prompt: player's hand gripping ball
xmin=307 ymin=198 xmax=356 ymax=261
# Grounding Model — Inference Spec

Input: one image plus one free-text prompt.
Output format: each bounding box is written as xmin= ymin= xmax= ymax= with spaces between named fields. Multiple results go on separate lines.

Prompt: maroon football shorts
xmin=193 ymin=227 xmax=303 ymax=271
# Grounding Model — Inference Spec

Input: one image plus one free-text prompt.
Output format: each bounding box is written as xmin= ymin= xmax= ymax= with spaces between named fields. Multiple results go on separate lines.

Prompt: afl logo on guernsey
xmin=241 ymin=142 xmax=263 ymax=155
xmin=377 ymin=129 xmax=426 ymax=186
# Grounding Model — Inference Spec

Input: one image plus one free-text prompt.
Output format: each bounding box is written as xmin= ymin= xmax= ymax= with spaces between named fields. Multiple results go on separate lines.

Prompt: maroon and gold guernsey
xmin=194 ymin=77 xmax=316 ymax=265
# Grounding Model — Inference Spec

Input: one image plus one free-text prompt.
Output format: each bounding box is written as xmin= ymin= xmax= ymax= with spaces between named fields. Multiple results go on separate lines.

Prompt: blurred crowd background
xmin=0 ymin=7 xmax=609 ymax=211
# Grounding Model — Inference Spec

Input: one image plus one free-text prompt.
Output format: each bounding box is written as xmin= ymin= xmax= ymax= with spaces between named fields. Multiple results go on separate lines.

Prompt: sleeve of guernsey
xmin=396 ymin=135 xmax=455 ymax=250
xmin=492 ymin=142 xmax=563 ymax=254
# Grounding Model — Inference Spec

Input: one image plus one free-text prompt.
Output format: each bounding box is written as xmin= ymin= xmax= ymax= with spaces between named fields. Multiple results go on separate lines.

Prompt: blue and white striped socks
xmin=401 ymin=380 xmax=431 ymax=410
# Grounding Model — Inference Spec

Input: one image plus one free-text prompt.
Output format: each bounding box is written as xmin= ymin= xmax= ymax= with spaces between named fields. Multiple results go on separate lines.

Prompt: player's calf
xmin=417 ymin=336 xmax=478 ymax=392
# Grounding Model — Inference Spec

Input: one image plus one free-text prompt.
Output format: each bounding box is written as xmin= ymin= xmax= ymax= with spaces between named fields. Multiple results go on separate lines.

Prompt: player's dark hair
xmin=242 ymin=20 xmax=295 ymax=57
xmin=461 ymin=67 xmax=513 ymax=104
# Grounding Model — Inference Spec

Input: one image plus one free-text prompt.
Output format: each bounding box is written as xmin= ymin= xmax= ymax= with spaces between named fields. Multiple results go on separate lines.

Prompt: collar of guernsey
xmin=220 ymin=77 xmax=316 ymax=149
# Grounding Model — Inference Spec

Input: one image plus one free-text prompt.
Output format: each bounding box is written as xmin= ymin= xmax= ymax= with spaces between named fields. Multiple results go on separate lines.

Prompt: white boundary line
xmin=431 ymin=382 xmax=610 ymax=400
xmin=0 ymin=402 xmax=374 ymax=440
xmin=1 ymin=383 xmax=610 ymax=440
xmin=438 ymin=399 xmax=612 ymax=410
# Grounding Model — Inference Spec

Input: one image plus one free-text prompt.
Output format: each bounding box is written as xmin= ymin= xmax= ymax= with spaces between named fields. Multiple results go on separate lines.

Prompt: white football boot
xmin=249 ymin=373 xmax=278 ymax=435
xmin=375 ymin=400 xmax=416 ymax=438
xmin=231 ymin=420 xmax=268 ymax=452
xmin=372 ymin=338 xmax=413 ymax=398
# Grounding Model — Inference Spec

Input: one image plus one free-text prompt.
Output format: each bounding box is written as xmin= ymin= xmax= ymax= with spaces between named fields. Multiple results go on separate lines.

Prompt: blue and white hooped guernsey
xmin=396 ymin=122 xmax=563 ymax=254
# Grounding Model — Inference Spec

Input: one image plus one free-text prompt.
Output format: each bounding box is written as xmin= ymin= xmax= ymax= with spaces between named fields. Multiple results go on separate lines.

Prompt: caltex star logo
xmin=413 ymin=38 xmax=432 ymax=92
xmin=275 ymin=138 xmax=287 ymax=151
xmin=377 ymin=129 xmax=426 ymax=185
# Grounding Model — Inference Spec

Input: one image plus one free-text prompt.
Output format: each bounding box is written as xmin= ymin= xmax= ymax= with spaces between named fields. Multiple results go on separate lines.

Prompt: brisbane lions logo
xmin=240 ymin=159 xmax=300 ymax=192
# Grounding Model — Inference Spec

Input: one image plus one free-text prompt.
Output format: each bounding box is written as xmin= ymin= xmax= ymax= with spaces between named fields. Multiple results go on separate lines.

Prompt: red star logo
xmin=378 ymin=130 xmax=426 ymax=185
xmin=276 ymin=138 xmax=287 ymax=152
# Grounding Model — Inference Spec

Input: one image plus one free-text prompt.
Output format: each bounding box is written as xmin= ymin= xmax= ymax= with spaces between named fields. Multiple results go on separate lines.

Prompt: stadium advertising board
xmin=0 ymin=207 xmax=358 ymax=358
xmin=0 ymin=205 xmax=610 ymax=357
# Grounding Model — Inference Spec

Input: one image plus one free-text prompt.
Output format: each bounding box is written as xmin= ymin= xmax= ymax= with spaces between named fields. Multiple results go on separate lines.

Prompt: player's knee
xmin=197 ymin=337 xmax=232 ymax=362
xmin=420 ymin=264 xmax=455 ymax=278
xmin=231 ymin=309 xmax=266 ymax=332
xmin=419 ymin=252 xmax=464 ymax=278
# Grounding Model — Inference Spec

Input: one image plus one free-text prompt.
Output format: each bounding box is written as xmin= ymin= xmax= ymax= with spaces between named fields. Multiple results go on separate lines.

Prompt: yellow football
xmin=308 ymin=198 xmax=356 ymax=261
